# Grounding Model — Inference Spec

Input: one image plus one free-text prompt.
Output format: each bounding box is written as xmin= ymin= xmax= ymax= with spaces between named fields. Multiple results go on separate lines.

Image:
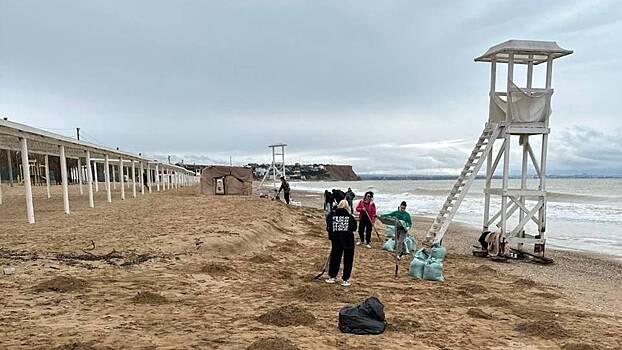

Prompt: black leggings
xmin=358 ymin=216 xmax=373 ymax=244
xmin=328 ymin=235 xmax=355 ymax=281
xmin=284 ymin=192 xmax=290 ymax=204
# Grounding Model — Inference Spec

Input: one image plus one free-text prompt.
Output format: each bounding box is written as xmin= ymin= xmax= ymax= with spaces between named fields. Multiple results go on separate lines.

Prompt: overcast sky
xmin=1 ymin=1 xmax=621 ymax=175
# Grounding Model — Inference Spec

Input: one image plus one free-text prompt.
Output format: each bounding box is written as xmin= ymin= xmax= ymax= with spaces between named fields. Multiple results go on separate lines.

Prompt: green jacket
xmin=380 ymin=210 xmax=412 ymax=229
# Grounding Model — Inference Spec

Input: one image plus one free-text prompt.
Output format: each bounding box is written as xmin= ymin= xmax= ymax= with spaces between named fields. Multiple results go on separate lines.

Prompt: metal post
xmin=59 ymin=145 xmax=70 ymax=214
xmin=131 ymin=161 xmax=137 ymax=198
xmin=140 ymin=161 xmax=145 ymax=195
xmin=86 ymin=150 xmax=94 ymax=208
xmin=119 ymin=158 xmax=125 ymax=200
xmin=78 ymin=157 xmax=84 ymax=195
xmin=112 ymin=164 xmax=116 ymax=190
xmin=20 ymin=138 xmax=35 ymax=223
xmin=93 ymin=161 xmax=99 ymax=192
xmin=156 ymin=164 xmax=160 ymax=191
xmin=7 ymin=149 xmax=14 ymax=187
xmin=147 ymin=164 xmax=152 ymax=193
xmin=104 ymin=154 xmax=112 ymax=203
xmin=44 ymin=154 xmax=51 ymax=198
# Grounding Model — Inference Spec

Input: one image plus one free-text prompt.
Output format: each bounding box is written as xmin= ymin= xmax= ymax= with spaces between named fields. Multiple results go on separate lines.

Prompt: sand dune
xmin=1 ymin=185 xmax=621 ymax=349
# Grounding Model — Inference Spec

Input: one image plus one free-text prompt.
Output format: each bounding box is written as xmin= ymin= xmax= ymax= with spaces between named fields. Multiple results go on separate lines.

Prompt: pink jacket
xmin=356 ymin=200 xmax=377 ymax=223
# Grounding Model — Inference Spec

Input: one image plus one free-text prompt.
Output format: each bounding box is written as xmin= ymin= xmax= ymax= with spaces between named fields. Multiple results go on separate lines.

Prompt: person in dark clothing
xmin=325 ymin=200 xmax=358 ymax=287
xmin=324 ymin=190 xmax=334 ymax=214
xmin=277 ymin=176 xmax=290 ymax=204
xmin=345 ymin=188 xmax=356 ymax=213
xmin=332 ymin=188 xmax=346 ymax=204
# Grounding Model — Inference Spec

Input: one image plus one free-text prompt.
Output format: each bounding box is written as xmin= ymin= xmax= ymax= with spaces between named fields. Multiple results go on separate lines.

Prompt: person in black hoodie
xmin=325 ymin=199 xmax=358 ymax=287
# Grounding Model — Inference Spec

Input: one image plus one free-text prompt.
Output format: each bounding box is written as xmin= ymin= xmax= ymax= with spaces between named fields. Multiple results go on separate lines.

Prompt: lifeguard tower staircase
xmin=258 ymin=143 xmax=287 ymax=189
xmin=426 ymin=40 xmax=572 ymax=258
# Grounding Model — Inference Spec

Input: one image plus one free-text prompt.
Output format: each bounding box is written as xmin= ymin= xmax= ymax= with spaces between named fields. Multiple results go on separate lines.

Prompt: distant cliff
xmin=323 ymin=165 xmax=360 ymax=181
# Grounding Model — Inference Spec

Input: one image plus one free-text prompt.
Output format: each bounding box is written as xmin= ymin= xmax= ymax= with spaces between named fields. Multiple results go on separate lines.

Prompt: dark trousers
xmin=328 ymin=234 xmax=355 ymax=281
xmin=358 ymin=216 xmax=373 ymax=244
xmin=284 ymin=192 xmax=290 ymax=204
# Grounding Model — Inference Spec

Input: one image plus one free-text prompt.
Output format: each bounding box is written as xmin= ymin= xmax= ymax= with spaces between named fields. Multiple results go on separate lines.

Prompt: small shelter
xmin=200 ymin=165 xmax=253 ymax=195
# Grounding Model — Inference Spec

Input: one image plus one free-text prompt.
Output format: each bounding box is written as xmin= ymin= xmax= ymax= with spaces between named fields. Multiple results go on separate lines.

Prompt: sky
xmin=1 ymin=0 xmax=621 ymax=175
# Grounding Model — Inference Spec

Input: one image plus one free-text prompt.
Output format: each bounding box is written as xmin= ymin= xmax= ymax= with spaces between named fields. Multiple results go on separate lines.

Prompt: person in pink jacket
xmin=355 ymin=191 xmax=377 ymax=248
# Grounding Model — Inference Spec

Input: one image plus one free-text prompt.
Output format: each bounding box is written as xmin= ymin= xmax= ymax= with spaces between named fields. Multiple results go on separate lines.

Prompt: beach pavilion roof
xmin=475 ymin=40 xmax=573 ymax=65
xmin=0 ymin=118 xmax=197 ymax=223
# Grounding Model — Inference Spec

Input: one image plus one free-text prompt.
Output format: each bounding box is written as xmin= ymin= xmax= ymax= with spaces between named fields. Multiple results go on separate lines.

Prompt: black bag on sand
xmin=338 ymin=297 xmax=387 ymax=335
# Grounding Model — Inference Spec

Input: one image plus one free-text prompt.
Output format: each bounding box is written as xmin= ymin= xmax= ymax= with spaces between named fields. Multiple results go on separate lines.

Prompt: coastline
xmin=290 ymin=188 xmax=622 ymax=315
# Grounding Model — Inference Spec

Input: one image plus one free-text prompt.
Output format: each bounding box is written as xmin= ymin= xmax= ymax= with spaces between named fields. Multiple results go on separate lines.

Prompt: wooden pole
xmin=112 ymin=164 xmax=116 ymax=190
xmin=59 ymin=145 xmax=70 ymax=214
xmin=131 ymin=161 xmax=137 ymax=198
xmin=78 ymin=157 xmax=84 ymax=195
xmin=44 ymin=154 xmax=51 ymax=198
xmin=93 ymin=161 xmax=99 ymax=192
xmin=20 ymin=138 xmax=35 ymax=223
xmin=7 ymin=149 xmax=14 ymax=187
xmin=155 ymin=164 xmax=160 ymax=191
xmin=119 ymin=158 xmax=125 ymax=200
xmin=86 ymin=150 xmax=94 ymax=208
xmin=140 ymin=161 xmax=145 ymax=195
xmin=104 ymin=155 xmax=112 ymax=203
xmin=146 ymin=164 xmax=152 ymax=193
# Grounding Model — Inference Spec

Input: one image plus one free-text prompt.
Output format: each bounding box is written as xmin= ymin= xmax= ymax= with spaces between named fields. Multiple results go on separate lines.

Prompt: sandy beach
xmin=1 ymin=184 xmax=621 ymax=349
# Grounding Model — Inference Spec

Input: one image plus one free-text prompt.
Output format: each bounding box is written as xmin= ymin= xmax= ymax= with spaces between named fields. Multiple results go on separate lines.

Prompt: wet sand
xmin=0 ymin=184 xmax=621 ymax=349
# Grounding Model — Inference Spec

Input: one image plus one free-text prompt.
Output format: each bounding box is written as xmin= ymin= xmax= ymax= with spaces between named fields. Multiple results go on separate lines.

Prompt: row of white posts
xmin=0 ymin=138 xmax=199 ymax=224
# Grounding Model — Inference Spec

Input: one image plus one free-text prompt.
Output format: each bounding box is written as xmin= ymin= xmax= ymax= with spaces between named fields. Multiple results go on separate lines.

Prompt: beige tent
xmin=200 ymin=165 xmax=253 ymax=195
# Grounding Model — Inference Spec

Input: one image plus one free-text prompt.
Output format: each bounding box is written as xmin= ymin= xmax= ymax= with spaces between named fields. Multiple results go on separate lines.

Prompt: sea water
xmin=289 ymin=178 xmax=622 ymax=258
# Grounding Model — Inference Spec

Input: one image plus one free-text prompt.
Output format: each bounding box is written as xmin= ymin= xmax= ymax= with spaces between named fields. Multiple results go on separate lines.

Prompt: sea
xmin=289 ymin=178 xmax=622 ymax=259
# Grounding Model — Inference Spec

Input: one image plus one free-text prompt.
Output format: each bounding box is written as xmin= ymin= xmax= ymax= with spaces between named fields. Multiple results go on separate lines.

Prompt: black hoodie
xmin=326 ymin=208 xmax=358 ymax=249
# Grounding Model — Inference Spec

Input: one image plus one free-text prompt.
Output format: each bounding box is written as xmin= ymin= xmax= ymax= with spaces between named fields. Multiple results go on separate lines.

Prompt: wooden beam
xmin=20 ymin=138 xmax=35 ymax=223
xmin=59 ymin=145 xmax=70 ymax=214
xmin=131 ymin=161 xmax=137 ymax=198
xmin=86 ymin=150 xmax=94 ymax=208
xmin=104 ymin=154 xmax=112 ymax=203
xmin=140 ymin=161 xmax=145 ymax=195
xmin=44 ymin=154 xmax=51 ymax=198
xmin=119 ymin=157 xmax=125 ymax=200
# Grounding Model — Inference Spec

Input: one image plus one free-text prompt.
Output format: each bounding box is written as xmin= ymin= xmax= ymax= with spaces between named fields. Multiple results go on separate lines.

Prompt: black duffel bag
xmin=338 ymin=297 xmax=387 ymax=335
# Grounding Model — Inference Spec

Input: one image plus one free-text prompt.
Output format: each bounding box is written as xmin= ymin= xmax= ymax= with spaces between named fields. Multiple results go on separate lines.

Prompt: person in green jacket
xmin=379 ymin=201 xmax=412 ymax=260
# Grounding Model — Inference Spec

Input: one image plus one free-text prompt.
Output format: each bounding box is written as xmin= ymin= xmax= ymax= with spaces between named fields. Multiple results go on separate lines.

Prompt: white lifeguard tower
xmin=427 ymin=40 xmax=572 ymax=260
xmin=258 ymin=143 xmax=287 ymax=189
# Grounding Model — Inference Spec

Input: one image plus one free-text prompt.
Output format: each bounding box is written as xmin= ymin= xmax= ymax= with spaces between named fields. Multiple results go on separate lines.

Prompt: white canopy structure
xmin=0 ymin=119 xmax=199 ymax=223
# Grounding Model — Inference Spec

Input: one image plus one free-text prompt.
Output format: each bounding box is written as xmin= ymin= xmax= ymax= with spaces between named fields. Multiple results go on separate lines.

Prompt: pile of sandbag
xmin=382 ymin=235 xmax=416 ymax=255
xmin=409 ymin=244 xmax=447 ymax=281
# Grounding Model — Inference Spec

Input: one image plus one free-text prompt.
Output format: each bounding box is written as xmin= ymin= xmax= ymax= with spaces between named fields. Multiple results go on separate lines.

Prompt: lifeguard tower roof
xmin=475 ymin=40 xmax=573 ymax=65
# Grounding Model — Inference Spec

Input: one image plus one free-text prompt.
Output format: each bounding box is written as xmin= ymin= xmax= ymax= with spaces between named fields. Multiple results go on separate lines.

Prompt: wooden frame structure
xmin=0 ymin=119 xmax=199 ymax=223
xmin=258 ymin=143 xmax=287 ymax=189
xmin=427 ymin=40 xmax=572 ymax=257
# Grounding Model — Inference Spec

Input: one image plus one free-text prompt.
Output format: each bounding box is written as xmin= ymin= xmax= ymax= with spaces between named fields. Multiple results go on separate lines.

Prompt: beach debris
xmin=339 ymin=297 xmax=387 ymax=335
xmin=85 ymin=240 xmax=96 ymax=251
xmin=246 ymin=337 xmax=300 ymax=350
xmin=3 ymin=266 xmax=15 ymax=275
xmin=34 ymin=276 xmax=87 ymax=293
xmin=131 ymin=291 xmax=168 ymax=305
xmin=257 ymin=305 xmax=315 ymax=327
